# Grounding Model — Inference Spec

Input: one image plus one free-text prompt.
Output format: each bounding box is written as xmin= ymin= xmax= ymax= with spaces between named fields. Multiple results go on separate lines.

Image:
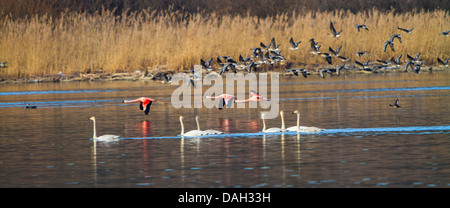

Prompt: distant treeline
xmin=1 ymin=0 xmax=449 ymax=19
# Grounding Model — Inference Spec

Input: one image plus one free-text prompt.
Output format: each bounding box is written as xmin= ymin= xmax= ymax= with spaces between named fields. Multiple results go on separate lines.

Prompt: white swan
xmin=261 ymin=111 xmax=285 ymax=133
xmin=179 ymin=116 xmax=207 ymax=137
xmin=286 ymin=110 xmax=323 ymax=132
xmin=90 ymin=116 xmax=120 ymax=142
xmin=195 ymin=115 xmax=224 ymax=135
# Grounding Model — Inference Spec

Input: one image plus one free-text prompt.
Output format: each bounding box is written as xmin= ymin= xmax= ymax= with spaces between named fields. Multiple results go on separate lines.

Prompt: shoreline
xmin=0 ymin=66 xmax=446 ymax=85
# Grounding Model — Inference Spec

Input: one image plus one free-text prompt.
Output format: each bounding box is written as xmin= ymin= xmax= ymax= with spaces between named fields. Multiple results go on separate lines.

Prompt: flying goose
xmin=383 ymin=40 xmax=395 ymax=52
xmin=437 ymin=57 xmax=449 ymax=67
xmin=329 ymin=21 xmax=342 ymax=38
xmin=390 ymin=34 xmax=402 ymax=43
xmin=289 ymin=37 xmax=301 ymax=50
xmin=398 ymin=27 xmax=413 ymax=33
xmin=355 ymin=24 xmax=369 ymax=31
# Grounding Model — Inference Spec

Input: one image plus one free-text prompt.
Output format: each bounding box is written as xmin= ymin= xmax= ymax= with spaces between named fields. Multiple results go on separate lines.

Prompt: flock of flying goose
xmin=155 ymin=22 xmax=448 ymax=83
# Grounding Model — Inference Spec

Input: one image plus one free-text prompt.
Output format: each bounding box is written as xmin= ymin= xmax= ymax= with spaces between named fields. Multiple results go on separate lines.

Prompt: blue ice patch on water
xmin=119 ymin=125 xmax=450 ymax=140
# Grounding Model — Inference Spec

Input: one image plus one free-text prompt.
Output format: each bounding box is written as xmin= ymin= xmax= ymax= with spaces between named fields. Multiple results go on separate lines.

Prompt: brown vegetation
xmin=0 ymin=6 xmax=448 ymax=79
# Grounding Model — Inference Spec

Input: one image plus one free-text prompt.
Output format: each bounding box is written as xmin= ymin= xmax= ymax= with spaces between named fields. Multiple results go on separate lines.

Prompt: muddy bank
xmin=0 ymin=65 xmax=445 ymax=84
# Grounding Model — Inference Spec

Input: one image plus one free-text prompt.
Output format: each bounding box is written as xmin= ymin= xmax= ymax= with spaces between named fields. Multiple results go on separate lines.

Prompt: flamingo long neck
xmin=180 ymin=117 xmax=185 ymax=136
xmin=196 ymin=117 xmax=201 ymax=131
xmin=92 ymin=119 xmax=97 ymax=139
xmin=296 ymin=112 xmax=300 ymax=132
xmin=281 ymin=112 xmax=285 ymax=130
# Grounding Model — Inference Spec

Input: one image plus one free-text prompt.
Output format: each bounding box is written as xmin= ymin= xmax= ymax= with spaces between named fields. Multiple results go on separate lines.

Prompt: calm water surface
xmin=1 ymin=72 xmax=449 ymax=188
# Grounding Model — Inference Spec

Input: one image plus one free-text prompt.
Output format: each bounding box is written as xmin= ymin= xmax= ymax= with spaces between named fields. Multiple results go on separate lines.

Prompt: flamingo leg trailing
xmin=123 ymin=97 xmax=161 ymax=115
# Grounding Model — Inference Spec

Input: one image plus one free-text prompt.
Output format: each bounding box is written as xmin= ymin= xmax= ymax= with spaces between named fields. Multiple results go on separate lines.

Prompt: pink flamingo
xmin=123 ymin=97 xmax=158 ymax=115
xmin=235 ymin=90 xmax=270 ymax=103
xmin=205 ymin=94 xmax=235 ymax=110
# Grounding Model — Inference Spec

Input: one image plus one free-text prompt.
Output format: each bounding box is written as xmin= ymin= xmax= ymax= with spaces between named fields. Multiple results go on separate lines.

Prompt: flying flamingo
xmin=235 ymin=90 xmax=270 ymax=103
xmin=205 ymin=94 xmax=235 ymax=110
xmin=123 ymin=97 xmax=162 ymax=115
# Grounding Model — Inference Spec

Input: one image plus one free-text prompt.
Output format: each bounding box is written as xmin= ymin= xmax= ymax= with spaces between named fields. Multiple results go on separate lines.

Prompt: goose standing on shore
xmin=90 ymin=117 xmax=120 ymax=142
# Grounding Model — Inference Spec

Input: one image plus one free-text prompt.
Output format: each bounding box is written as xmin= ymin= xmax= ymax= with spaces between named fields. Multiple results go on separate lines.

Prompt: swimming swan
xmin=90 ymin=116 xmax=120 ymax=142
xmin=195 ymin=115 xmax=224 ymax=135
xmin=261 ymin=111 xmax=286 ymax=133
xmin=286 ymin=110 xmax=323 ymax=132
xmin=179 ymin=116 xmax=207 ymax=137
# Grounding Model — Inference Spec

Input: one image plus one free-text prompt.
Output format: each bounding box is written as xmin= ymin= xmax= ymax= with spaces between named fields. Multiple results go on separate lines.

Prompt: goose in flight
xmin=123 ymin=97 xmax=157 ymax=115
xmin=289 ymin=37 xmax=301 ymax=50
xmin=437 ymin=57 xmax=449 ymax=67
xmin=329 ymin=21 xmax=342 ymax=38
xmin=383 ymin=40 xmax=395 ymax=52
xmin=390 ymin=34 xmax=402 ymax=43
xmin=398 ymin=27 xmax=413 ymax=33
xmin=355 ymin=24 xmax=369 ymax=31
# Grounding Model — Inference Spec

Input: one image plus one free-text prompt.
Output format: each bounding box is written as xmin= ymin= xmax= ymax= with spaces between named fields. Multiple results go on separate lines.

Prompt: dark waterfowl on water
xmin=24 ymin=103 xmax=37 ymax=109
xmin=309 ymin=38 xmax=321 ymax=54
xmin=441 ymin=30 xmax=450 ymax=36
xmin=389 ymin=99 xmax=401 ymax=108
xmin=390 ymin=34 xmax=402 ymax=43
xmin=286 ymin=68 xmax=308 ymax=78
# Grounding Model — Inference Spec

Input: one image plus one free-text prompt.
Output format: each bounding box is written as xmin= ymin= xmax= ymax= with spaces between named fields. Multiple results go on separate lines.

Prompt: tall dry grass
xmin=0 ymin=8 xmax=448 ymax=79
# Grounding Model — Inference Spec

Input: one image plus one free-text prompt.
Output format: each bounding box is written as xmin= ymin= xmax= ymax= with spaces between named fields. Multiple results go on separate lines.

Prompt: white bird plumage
xmin=285 ymin=110 xmax=323 ymax=133
xmin=90 ymin=116 xmax=120 ymax=142
xmin=179 ymin=116 xmax=207 ymax=137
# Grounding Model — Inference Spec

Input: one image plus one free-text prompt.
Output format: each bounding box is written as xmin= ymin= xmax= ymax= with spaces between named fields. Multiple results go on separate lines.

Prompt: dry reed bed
xmin=0 ymin=9 xmax=448 ymax=79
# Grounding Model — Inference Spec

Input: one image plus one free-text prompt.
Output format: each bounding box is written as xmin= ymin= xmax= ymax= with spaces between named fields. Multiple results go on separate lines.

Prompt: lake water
xmin=1 ymin=71 xmax=449 ymax=188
